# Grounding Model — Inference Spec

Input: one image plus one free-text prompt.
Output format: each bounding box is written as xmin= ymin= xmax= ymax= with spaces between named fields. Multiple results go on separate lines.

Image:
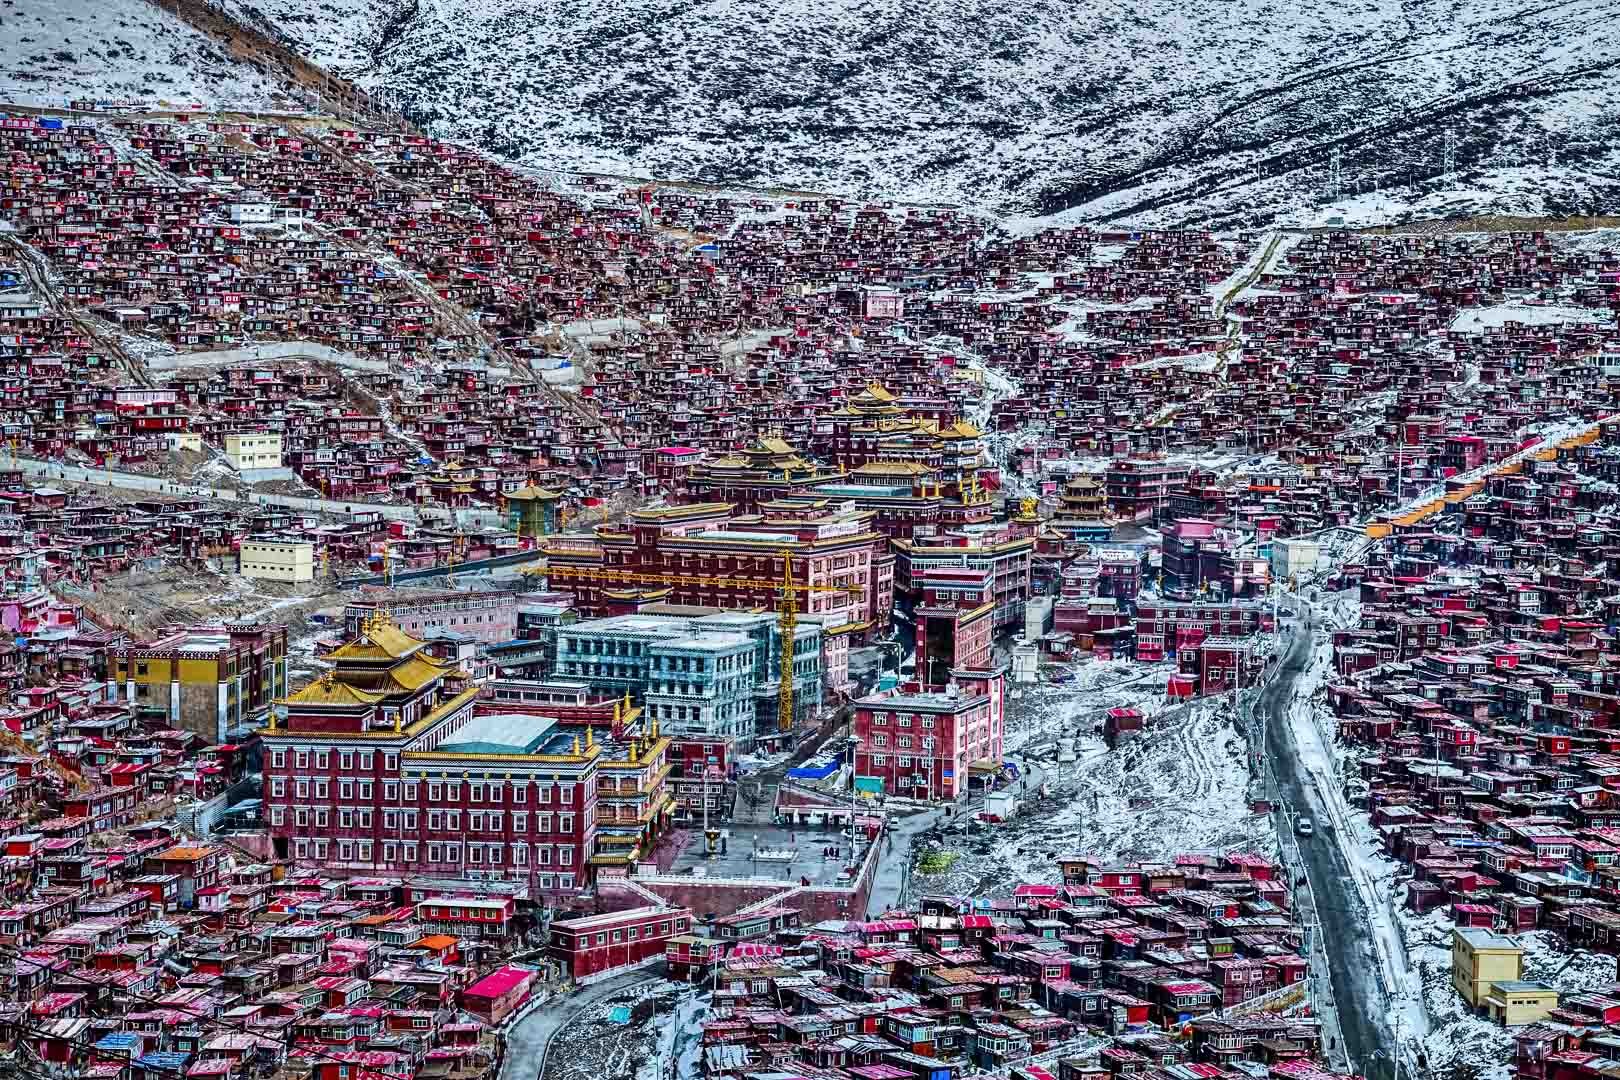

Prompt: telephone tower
xmin=1443 ymin=129 xmax=1456 ymax=177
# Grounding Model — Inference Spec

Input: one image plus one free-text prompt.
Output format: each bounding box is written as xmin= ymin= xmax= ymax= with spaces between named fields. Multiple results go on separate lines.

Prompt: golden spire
xmin=586 ymin=725 xmax=595 ymax=749
xmin=622 ymin=690 xmax=631 ymax=715
xmin=572 ymin=734 xmax=581 ymax=755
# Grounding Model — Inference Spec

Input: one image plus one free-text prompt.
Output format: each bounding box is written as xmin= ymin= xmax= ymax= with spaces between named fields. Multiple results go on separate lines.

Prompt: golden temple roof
xmin=507 ymin=484 xmax=564 ymax=501
xmin=326 ymin=612 xmax=429 ymax=663
xmin=852 ymin=461 xmax=932 ymax=476
xmin=282 ymin=672 xmax=385 ymax=708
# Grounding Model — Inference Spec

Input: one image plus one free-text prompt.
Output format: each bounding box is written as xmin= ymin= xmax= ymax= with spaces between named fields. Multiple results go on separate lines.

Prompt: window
xmin=315 ymin=752 xmax=329 ymax=770
xmin=513 ymin=786 xmax=526 ymax=805
xmin=270 ymin=778 xmax=285 ymax=797
xmin=340 ymin=752 xmax=353 ymax=771
xmin=560 ymin=847 xmax=573 ymax=866
xmin=271 ymin=750 xmax=285 ymax=769
xmin=359 ymin=752 xmax=373 ymax=770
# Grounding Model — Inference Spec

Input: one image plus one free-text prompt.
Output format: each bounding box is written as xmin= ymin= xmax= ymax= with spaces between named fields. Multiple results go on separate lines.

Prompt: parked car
xmin=1296 ymin=817 xmax=1314 ymax=837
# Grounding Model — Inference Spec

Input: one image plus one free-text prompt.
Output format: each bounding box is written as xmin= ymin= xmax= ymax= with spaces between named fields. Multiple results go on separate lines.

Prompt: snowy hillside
xmin=221 ymin=0 xmax=1620 ymax=226
xmin=0 ymin=0 xmax=286 ymax=109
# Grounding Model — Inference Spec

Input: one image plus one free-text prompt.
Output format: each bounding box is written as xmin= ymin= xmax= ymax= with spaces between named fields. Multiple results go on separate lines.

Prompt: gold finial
xmin=629 ymin=739 xmax=638 ymax=764
xmin=651 ymin=716 xmax=659 ymax=739
xmin=393 ymin=713 xmax=401 ymax=733
xmin=320 ymin=670 xmax=334 ymax=687
xmin=613 ymin=699 xmax=622 ymax=725
xmin=622 ymin=690 xmax=631 ymax=714
xmin=586 ymin=725 xmax=595 ymax=749
xmin=572 ymin=735 xmax=581 ymax=755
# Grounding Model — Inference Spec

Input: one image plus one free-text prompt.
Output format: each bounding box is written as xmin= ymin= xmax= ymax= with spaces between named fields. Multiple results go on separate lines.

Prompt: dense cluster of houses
xmin=664 ymin=851 xmax=1333 ymax=1080
xmin=0 ymin=818 xmax=574 ymax=1080
xmin=1320 ymin=423 xmax=1620 ymax=1073
xmin=8 ymin=107 xmax=1612 ymax=528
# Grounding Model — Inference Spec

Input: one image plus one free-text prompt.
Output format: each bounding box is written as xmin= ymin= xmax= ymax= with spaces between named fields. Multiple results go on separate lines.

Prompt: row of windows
xmin=870 ymin=714 xmax=935 ymax=728
xmin=268 ymin=765 xmax=578 ymax=806
xmin=581 ymin=917 xmax=689 ymax=946
xmin=868 ymin=734 xmax=935 ymax=749
xmin=273 ymin=749 xmax=385 ymax=772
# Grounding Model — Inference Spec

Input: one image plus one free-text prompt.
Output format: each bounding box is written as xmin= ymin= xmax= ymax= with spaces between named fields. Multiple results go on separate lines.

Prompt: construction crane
xmin=532 ymin=550 xmax=863 ymax=732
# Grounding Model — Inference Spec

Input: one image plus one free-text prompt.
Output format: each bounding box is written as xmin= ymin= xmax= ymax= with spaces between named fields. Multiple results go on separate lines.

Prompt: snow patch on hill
xmin=1 ymin=0 xmax=284 ymax=108
xmin=199 ymin=0 xmax=1620 ymax=227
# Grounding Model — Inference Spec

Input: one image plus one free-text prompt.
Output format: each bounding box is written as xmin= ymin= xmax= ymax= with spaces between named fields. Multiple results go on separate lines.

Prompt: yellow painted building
xmin=239 ymin=538 xmax=315 ymax=583
xmin=1483 ymin=981 xmax=1559 ymax=1026
xmin=110 ymin=624 xmax=289 ymax=743
xmin=224 ymin=432 xmax=283 ymax=471
xmin=1452 ymin=927 xmax=1525 ymax=1008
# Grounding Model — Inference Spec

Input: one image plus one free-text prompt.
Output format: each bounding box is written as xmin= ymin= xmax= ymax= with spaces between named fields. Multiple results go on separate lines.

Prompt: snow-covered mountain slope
xmin=0 ymin=0 xmax=286 ymax=109
xmin=15 ymin=0 xmax=1620 ymax=227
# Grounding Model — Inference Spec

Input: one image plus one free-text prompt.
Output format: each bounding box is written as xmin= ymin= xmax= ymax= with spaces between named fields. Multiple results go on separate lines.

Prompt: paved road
xmin=14 ymin=456 xmax=505 ymax=528
xmin=1261 ymin=607 xmax=1392 ymax=1075
xmin=863 ymin=753 xmax=1050 ymax=916
xmin=501 ymin=969 xmax=658 ymax=1080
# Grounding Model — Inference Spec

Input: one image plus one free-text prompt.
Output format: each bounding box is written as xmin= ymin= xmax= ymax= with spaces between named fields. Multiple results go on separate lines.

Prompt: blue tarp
xmin=787 ymin=758 xmax=839 ymax=780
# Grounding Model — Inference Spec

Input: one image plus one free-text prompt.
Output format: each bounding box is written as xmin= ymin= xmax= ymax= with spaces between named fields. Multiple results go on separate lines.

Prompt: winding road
xmin=1260 ymin=605 xmax=1411 ymax=1077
